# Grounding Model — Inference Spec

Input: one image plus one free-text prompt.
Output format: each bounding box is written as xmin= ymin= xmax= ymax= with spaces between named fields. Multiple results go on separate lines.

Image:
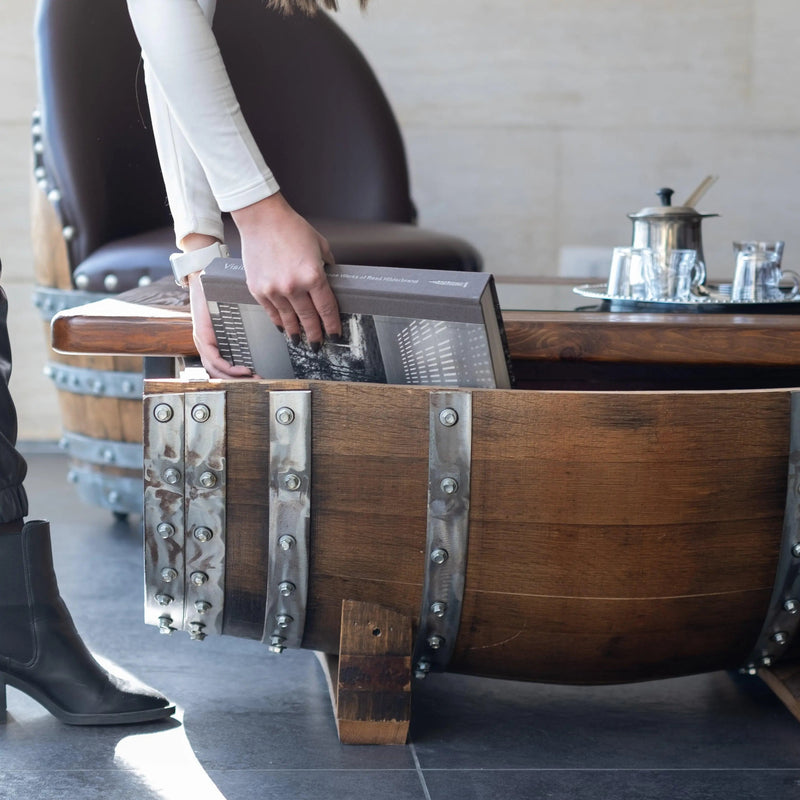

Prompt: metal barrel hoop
xmin=183 ymin=392 xmax=227 ymax=641
xmin=263 ymin=390 xmax=312 ymax=653
xmin=742 ymin=391 xmax=800 ymax=673
xmin=143 ymin=391 xmax=227 ymax=641
xmin=414 ymin=390 xmax=473 ymax=678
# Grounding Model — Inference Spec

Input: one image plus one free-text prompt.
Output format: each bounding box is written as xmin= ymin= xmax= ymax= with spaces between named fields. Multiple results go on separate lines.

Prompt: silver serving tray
xmin=573 ymin=283 xmax=800 ymax=314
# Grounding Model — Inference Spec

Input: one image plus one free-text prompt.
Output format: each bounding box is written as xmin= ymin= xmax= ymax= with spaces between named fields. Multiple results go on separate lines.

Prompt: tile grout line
xmin=409 ymin=742 xmax=433 ymax=800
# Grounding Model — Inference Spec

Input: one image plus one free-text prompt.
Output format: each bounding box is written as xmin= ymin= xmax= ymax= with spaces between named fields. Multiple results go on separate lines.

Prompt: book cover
xmin=202 ymin=259 xmax=514 ymax=389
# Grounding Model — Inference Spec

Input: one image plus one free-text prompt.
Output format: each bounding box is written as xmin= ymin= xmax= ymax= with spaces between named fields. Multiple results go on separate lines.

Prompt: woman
xmin=126 ymin=0 xmax=367 ymax=378
xmin=0 ymin=263 xmax=174 ymax=725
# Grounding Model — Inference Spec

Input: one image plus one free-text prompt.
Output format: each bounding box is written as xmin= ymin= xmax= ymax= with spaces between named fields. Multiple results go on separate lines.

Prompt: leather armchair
xmin=34 ymin=0 xmax=481 ymax=296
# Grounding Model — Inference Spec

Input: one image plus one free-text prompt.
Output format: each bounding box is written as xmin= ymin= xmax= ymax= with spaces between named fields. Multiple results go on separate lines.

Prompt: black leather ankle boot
xmin=0 ymin=520 xmax=174 ymax=725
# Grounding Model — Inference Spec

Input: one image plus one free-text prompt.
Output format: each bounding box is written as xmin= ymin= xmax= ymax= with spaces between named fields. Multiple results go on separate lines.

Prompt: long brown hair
xmin=268 ymin=0 xmax=368 ymax=13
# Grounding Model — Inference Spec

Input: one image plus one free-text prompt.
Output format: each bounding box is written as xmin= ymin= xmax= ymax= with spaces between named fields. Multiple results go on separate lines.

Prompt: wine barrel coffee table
xmin=50 ymin=279 xmax=800 ymax=744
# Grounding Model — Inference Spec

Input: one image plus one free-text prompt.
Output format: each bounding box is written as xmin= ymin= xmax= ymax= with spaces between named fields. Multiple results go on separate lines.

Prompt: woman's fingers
xmin=234 ymin=193 xmax=342 ymax=346
xmin=189 ymin=272 xmax=254 ymax=378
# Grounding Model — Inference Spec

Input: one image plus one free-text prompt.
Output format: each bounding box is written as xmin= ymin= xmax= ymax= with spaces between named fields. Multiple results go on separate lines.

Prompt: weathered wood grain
xmin=332 ymin=600 xmax=412 ymax=745
xmin=144 ymin=379 xmax=792 ymax=685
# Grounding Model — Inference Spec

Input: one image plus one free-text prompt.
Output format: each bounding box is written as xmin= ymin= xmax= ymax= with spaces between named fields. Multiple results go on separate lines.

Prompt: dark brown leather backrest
xmin=34 ymin=0 xmax=416 ymax=268
xmin=35 ymin=0 xmax=168 ymax=268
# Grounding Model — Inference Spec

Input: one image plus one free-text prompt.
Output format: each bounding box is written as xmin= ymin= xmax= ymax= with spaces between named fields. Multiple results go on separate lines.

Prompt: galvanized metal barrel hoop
xmin=413 ymin=391 xmax=472 ymax=678
xmin=263 ymin=390 xmax=312 ymax=653
xmin=742 ymin=391 xmax=800 ymax=673
xmin=143 ymin=391 xmax=227 ymax=641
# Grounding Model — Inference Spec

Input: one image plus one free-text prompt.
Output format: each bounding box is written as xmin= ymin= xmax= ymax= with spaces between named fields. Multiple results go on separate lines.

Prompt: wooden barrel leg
xmin=315 ymin=600 xmax=412 ymax=745
xmin=760 ymin=663 xmax=800 ymax=723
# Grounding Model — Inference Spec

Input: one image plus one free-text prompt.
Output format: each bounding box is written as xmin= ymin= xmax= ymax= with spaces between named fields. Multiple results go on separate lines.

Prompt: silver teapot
xmin=629 ymin=187 xmax=717 ymax=281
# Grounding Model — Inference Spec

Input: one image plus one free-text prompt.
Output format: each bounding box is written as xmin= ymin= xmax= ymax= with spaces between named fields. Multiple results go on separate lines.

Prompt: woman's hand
xmin=232 ymin=192 xmax=342 ymax=348
xmin=187 ymin=271 xmax=254 ymax=379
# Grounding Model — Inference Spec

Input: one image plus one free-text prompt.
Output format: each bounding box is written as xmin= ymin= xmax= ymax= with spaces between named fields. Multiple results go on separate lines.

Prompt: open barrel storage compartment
xmin=142 ymin=379 xmax=793 ymax=686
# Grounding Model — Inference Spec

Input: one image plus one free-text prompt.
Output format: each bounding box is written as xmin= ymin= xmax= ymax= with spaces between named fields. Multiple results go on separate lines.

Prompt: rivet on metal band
xmin=263 ymin=390 xmax=312 ymax=652
xmin=413 ymin=391 xmax=472 ymax=677
xmin=742 ymin=391 xmax=800 ymax=673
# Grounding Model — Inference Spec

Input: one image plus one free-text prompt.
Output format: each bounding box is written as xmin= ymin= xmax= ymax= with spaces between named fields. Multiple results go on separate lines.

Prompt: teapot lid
xmin=628 ymin=187 xmax=717 ymax=219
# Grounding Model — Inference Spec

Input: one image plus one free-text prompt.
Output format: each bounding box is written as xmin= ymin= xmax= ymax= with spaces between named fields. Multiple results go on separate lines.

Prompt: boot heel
xmin=0 ymin=674 xmax=7 ymax=723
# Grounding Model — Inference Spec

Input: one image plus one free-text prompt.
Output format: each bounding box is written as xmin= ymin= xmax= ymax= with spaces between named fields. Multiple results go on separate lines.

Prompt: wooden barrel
xmin=143 ymin=379 xmax=794 ymax=685
xmin=31 ymin=165 xmax=145 ymax=517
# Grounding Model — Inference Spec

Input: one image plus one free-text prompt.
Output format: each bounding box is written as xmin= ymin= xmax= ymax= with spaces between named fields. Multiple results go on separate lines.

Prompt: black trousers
xmin=0 ymin=263 xmax=30 ymax=523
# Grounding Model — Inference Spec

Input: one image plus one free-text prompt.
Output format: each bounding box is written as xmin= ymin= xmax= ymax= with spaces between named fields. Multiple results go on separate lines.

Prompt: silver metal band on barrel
xmin=263 ymin=390 xmax=312 ymax=653
xmin=143 ymin=391 xmax=228 ymax=642
xmin=413 ymin=391 xmax=473 ymax=678
xmin=742 ymin=391 xmax=800 ymax=673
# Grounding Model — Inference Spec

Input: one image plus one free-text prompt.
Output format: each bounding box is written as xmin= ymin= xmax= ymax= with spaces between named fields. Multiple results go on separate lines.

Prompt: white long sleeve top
xmin=127 ymin=0 xmax=281 ymax=245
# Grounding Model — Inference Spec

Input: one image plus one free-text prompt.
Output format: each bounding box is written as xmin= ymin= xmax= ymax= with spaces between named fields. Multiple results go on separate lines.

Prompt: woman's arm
xmin=127 ymin=0 xmax=341 ymax=372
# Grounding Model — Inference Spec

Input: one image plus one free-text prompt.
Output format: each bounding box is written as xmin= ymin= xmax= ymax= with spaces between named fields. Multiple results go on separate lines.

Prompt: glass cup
xmin=731 ymin=240 xmax=798 ymax=302
xmin=644 ymin=249 xmax=705 ymax=302
xmin=606 ymin=247 xmax=654 ymax=300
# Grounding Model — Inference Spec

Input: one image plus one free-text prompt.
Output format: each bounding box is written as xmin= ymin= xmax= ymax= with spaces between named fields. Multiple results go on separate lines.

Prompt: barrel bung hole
xmin=372 ymin=627 xmax=382 ymax=637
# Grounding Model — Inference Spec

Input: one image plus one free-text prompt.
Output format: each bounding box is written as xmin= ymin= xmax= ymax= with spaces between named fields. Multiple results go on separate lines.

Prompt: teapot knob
xmin=656 ymin=187 xmax=674 ymax=207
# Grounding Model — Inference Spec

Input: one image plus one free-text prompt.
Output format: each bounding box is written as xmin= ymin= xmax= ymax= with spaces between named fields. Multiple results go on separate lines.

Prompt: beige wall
xmin=5 ymin=0 xmax=800 ymax=438
xmin=335 ymin=0 xmax=800 ymax=277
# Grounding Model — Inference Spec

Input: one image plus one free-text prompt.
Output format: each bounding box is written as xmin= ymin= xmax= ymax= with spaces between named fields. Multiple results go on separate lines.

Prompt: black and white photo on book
xmin=201 ymin=260 xmax=514 ymax=389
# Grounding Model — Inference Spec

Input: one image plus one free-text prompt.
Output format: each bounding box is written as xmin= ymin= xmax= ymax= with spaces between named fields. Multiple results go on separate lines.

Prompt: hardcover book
xmin=201 ymin=259 xmax=514 ymax=389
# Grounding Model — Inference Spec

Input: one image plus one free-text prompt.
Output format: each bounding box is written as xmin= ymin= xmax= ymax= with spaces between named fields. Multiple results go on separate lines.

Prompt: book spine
xmin=487 ymin=280 xmax=516 ymax=389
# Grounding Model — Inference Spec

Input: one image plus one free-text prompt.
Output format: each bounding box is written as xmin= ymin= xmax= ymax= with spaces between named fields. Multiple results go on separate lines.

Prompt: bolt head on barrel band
xmin=440 ymin=477 xmax=459 ymax=495
xmin=199 ymin=471 xmax=217 ymax=489
xmin=430 ymin=548 xmax=449 ymax=565
xmin=193 ymin=526 xmax=213 ymax=543
xmin=160 ymin=567 xmax=178 ymax=583
xmin=153 ymin=403 xmax=173 ymax=423
xmin=283 ymin=472 xmax=302 ymax=491
xmin=190 ymin=571 xmax=209 ymax=586
xmin=438 ymin=408 xmax=459 ymax=427
xmin=191 ymin=403 xmax=211 ymax=423
xmin=163 ymin=467 xmax=181 ymax=485
xmin=275 ymin=406 xmax=295 ymax=425
xmin=278 ymin=535 xmax=296 ymax=551
xmin=189 ymin=621 xmax=207 ymax=641
xmin=431 ymin=601 xmax=447 ymax=617
xmin=156 ymin=522 xmax=175 ymax=539
xmin=415 ymin=659 xmax=431 ymax=679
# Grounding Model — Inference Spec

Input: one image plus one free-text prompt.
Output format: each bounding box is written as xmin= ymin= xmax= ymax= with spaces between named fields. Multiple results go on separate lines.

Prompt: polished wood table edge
xmin=51 ymin=295 xmax=800 ymax=367
xmin=503 ymin=310 xmax=800 ymax=365
xmin=51 ymin=297 xmax=197 ymax=357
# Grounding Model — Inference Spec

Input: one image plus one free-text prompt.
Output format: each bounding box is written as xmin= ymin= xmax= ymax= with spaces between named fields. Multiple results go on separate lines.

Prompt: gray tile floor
xmin=2 ymin=450 xmax=800 ymax=799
